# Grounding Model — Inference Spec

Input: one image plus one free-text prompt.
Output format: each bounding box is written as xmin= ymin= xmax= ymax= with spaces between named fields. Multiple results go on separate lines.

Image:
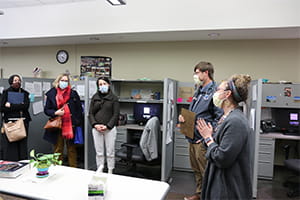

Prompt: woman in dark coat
xmin=88 ymin=76 xmax=119 ymax=174
xmin=44 ymin=73 xmax=83 ymax=168
xmin=196 ymin=74 xmax=253 ymax=200
xmin=0 ymin=74 xmax=31 ymax=161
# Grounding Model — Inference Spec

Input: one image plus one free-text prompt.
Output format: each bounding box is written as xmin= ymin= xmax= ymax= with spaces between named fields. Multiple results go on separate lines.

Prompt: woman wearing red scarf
xmin=44 ymin=73 xmax=83 ymax=168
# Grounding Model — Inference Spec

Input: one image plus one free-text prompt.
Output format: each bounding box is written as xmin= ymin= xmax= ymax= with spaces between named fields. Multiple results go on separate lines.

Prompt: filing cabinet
xmin=173 ymin=129 xmax=192 ymax=171
xmin=258 ymin=137 xmax=275 ymax=179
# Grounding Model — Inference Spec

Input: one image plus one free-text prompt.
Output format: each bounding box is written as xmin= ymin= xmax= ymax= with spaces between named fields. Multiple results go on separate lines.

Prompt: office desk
xmin=260 ymin=132 xmax=300 ymax=141
xmin=0 ymin=165 xmax=170 ymax=200
xmin=258 ymin=132 xmax=300 ymax=180
xmin=118 ymin=124 xmax=163 ymax=131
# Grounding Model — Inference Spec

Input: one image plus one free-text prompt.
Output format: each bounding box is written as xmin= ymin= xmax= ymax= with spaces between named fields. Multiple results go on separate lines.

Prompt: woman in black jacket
xmin=44 ymin=73 xmax=83 ymax=168
xmin=89 ymin=77 xmax=119 ymax=174
xmin=0 ymin=74 xmax=31 ymax=161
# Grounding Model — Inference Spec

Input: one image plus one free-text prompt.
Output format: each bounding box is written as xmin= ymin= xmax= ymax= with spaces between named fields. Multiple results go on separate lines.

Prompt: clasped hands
xmin=178 ymin=114 xmax=213 ymax=139
xmin=94 ymin=124 xmax=107 ymax=133
xmin=196 ymin=118 xmax=213 ymax=139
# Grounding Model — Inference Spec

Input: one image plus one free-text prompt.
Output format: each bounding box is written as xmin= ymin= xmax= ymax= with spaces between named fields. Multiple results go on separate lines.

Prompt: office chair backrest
xmin=139 ymin=116 xmax=160 ymax=162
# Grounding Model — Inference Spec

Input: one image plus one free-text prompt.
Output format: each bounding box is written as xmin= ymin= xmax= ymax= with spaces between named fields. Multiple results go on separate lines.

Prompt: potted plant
xmin=29 ymin=149 xmax=62 ymax=178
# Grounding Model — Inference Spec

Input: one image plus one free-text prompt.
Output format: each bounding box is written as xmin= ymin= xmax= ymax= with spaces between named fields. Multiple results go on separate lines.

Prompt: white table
xmin=0 ymin=165 xmax=170 ymax=200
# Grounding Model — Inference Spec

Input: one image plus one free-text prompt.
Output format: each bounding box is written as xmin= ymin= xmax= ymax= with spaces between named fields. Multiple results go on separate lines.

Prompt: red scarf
xmin=56 ymin=86 xmax=73 ymax=139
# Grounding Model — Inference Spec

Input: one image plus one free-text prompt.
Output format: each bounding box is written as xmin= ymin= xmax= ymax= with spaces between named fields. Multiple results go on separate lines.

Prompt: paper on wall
xmin=33 ymin=82 xmax=42 ymax=97
xmin=32 ymin=100 xmax=44 ymax=115
xmin=76 ymin=85 xmax=85 ymax=97
xmin=25 ymin=82 xmax=34 ymax=94
xmin=252 ymin=84 xmax=257 ymax=101
xmin=43 ymin=82 xmax=51 ymax=92
xmin=250 ymin=108 xmax=255 ymax=130
xmin=89 ymin=81 xmax=97 ymax=98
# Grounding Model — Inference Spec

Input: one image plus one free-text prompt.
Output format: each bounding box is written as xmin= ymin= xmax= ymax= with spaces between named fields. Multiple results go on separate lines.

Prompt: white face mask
xmin=99 ymin=85 xmax=109 ymax=93
xmin=59 ymin=81 xmax=68 ymax=90
xmin=193 ymin=74 xmax=201 ymax=85
xmin=213 ymin=92 xmax=225 ymax=108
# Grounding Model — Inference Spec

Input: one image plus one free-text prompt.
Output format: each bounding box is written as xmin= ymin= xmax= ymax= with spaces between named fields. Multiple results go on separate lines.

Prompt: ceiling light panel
xmin=107 ymin=0 xmax=126 ymax=5
xmin=0 ymin=0 xmax=92 ymax=8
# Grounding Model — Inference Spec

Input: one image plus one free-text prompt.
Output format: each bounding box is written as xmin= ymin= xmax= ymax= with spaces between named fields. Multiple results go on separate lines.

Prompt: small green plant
xmin=29 ymin=149 xmax=62 ymax=169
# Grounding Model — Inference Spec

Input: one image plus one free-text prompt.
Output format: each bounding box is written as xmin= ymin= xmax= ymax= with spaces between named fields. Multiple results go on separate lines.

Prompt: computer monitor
xmin=133 ymin=103 xmax=162 ymax=125
xmin=272 ymin=108 xmax=300 ymax=135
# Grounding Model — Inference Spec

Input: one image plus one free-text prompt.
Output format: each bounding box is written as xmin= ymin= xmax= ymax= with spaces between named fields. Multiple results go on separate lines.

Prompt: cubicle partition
xmin=161 ymin=78 xmax=177 ymax=182
xmin=248 ymin=79 xmax=261 ymax=198
xmin=71 ymin=78 xmax=97 ymax=170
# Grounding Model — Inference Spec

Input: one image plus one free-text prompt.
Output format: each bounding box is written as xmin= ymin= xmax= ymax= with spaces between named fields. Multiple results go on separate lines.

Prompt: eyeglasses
xmin=216 ymin=87 xmax=229 ymax=92
xmin=60 ymin=80 xmax=68 ymax=82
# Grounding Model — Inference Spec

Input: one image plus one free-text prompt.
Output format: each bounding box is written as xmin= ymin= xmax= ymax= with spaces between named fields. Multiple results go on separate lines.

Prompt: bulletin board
xmin=80 ymin=56 xmax=112 ymax=79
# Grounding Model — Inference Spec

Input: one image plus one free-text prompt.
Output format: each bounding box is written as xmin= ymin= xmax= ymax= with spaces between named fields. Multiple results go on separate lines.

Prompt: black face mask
xmin=12 ymin=82 xmax=21 ymax=89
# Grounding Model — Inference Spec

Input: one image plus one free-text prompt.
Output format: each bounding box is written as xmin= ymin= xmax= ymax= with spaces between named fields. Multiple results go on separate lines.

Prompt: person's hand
xmin=196 ymin=118 xmax=213 ymax=138
xmin=177 ymin=115 xmax=185 ymax=128
xmin=178 ymin=114 xmax=185 ymax=123
xmin=99 ymin=125 xmax=107 ymax=132
xmin=55 ymin=108 xmax=65 ymax=116
xmin=95 ymin=124 xmax=107 ymax=132
xmin=5 ymin=102 xmax=10 ymax=108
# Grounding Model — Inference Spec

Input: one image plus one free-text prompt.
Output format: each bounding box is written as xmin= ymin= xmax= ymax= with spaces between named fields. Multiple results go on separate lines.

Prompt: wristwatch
xmin=204 ymin=137 xmax=213 ymax=144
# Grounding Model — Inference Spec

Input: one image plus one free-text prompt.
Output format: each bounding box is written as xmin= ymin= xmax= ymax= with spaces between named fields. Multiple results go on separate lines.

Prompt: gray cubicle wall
xmin=161 ymin=78 xmax=177 ymax=182
xmin=24 ymin=78 xmax=54 ymax=154
xmin=248 ymin=79 xmax=262 ymax=198
xmin=71 ymin=78 xmax=98 ymax=170
xmin=0 ymin=77 xmax=54 ymax=157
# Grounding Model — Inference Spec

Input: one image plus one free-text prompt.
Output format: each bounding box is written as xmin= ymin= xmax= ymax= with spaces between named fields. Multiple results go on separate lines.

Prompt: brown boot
xmin=184 ymin=193 xmax=200 ymax=200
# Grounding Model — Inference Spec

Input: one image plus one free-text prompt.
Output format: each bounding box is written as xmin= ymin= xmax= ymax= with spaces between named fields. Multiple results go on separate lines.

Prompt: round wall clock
xmin=56 ymin=50 xmax=69 ymax=64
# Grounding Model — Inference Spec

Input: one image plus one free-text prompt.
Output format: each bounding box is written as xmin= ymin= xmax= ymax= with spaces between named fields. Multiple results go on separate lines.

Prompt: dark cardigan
xmin=201 ymin=109 xmax=253 ymax=200
xmin=88 ymin=90 xmax=120 ymax=129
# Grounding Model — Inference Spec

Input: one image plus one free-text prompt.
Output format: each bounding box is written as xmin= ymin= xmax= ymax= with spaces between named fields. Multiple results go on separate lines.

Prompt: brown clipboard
xmin=179 ymin=108 xmax=195 ymax=139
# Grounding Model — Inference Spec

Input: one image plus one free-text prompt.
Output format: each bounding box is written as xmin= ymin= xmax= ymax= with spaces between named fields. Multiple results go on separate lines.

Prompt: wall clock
xmin=56 ymin=50 xmax=69 ymax=64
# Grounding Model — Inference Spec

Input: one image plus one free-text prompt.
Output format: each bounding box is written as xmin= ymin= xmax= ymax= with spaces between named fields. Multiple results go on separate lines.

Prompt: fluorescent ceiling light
xmin=107 ymin=0 xmax=126 ymax=5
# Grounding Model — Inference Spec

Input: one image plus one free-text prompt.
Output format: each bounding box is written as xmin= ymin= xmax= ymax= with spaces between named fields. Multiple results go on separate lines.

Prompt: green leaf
xmin=30 ymin=149 xmax=35 ymax=158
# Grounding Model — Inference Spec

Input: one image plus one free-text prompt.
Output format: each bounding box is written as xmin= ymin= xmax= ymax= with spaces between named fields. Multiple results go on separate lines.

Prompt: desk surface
xmin=118 ymin=124 xmax=163 ymax=131
xmin=0 ymin=165 xmax=169 ymax=200
xmin=260 ymin=132 xmax=300 ymax=140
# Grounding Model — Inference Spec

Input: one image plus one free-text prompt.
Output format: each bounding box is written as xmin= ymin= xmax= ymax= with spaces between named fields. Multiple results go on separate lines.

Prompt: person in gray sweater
xmin=196 ymin=74 xmax=253 ymax=200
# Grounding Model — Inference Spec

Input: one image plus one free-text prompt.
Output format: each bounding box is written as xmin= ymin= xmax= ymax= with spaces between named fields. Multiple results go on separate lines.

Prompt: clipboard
xmin=180 ymin=108 xmax=195 ymax=139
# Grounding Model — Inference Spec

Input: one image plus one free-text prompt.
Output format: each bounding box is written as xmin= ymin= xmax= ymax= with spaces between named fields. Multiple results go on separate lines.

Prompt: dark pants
xmin=1 ymin=122 xmax=29 ymax=161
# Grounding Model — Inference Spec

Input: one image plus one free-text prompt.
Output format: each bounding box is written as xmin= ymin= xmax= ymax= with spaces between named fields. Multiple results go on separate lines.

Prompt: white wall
xmin=0 ymin=0 xmax=299 ymax=39
xmin=1 ymin=39 xmax=299 ymax=83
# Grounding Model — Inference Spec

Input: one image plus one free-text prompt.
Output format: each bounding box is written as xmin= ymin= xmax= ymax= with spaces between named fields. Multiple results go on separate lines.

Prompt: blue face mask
xmin=59 ymin=81 xmax=68 ymax=90
xmin=99 ymin=85 xmax=109 ymax=93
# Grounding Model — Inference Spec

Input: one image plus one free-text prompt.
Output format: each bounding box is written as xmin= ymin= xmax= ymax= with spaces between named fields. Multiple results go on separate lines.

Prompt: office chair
xmin=115 ymin=116 xmax=161 ymax=179
xmin=283 ymin=144 xmax=300 ymax=198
